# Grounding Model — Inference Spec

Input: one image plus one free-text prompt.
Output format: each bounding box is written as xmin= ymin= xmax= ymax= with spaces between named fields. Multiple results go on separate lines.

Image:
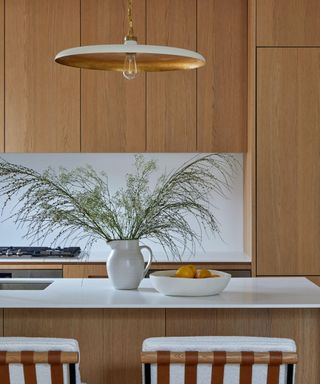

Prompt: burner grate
xmin=0 ymin=247 xmax=81 ymax=258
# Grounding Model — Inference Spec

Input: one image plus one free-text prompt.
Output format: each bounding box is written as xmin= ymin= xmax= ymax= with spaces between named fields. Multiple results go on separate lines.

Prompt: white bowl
xmin=149 ymin=270 xmax=231 ymax=296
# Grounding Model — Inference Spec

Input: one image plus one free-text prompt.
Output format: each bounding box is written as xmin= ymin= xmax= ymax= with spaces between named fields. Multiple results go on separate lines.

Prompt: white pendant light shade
xmin=55 ymin=41 xmax=206 ymax=72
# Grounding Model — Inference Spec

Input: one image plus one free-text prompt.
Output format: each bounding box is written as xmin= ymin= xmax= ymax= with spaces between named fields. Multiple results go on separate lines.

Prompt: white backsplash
xmin=0 ymin=153 xmax=244 ymax=261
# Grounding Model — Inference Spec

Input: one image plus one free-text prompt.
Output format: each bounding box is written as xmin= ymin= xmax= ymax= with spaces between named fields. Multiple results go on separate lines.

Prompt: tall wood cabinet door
xmin=146 ymin=0 xmax=196 ymax=152
xmin=81 ymin=0 xmax=146 ymax=152
xmin=197 ymin=0 xmax=247 ymax=152
xmin=5 ymin=0 xmax=81 ymax=152
xmin=257 ymin=49 xmax=320 ymax=275
xmin=0 ymin=0 xmax=3 ymax=152
xmin=257 ymin=0 xmax=320 ymax=46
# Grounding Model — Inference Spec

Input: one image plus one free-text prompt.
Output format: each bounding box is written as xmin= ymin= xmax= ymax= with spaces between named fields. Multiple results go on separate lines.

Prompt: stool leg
xmin=286 ymin=365 xmax=294 ymax=384
xmin=144 ymin=363 xmax=151 ymax=384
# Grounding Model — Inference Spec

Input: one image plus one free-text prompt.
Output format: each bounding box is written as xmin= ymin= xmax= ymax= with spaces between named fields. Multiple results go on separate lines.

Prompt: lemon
xmin=185 ymin=264 xmax=196 ymax=275
xmin=175 ymin=265 xmax=196 ymax=278
xmin=195 ymin=269 xmax=212 ymax=278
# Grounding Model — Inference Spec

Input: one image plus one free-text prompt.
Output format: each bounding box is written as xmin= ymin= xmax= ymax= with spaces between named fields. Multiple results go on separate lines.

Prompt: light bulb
xmin=123 ymin=53 xmax=138 ymax=80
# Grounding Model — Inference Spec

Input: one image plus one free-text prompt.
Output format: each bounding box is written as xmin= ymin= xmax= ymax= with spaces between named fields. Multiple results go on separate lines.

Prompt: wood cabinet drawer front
xmin=63 ymin=264 xmax=106 ymax=278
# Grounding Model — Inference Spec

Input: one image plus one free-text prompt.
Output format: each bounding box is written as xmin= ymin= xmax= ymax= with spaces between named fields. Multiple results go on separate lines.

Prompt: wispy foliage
xmin=0 ymin=154 xmax=238 ymax=260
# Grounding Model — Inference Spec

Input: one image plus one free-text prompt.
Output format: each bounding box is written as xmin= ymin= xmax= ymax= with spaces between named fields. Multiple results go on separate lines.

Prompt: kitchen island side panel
xmin=3 ymin=308 xmax=319 ymax=384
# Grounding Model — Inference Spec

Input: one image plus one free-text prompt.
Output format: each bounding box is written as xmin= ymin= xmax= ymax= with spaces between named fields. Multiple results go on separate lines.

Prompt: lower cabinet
xmin=63 ymin=264 xmax=106 ymax=278
xmin=62 ymin=263 xmax=252 ymax=278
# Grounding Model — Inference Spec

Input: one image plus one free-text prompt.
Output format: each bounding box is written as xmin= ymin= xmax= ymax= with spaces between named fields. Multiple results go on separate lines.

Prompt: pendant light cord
xmin=127 ymin=0 xmax=135 ymax=39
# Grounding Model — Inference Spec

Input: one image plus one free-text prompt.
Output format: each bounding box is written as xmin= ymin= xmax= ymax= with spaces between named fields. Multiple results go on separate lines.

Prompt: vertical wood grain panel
xmin=257 ymin=49 xmax=320 ymax=275
xmin=4 ymin=309 xmax=105 ymax=384
xmin=197 ymin=0 xmax=247 ymax=152
xmin=4 ymin=309 xmax=165 ymax=384
xmin=257 ymin=0 xmax=320 ymax=46
xmin=81 ymin=0 xmax=145 ymax=152
xmin=166 ymin=309 xmax=320 ymax=384
xmin=63 ymin=264 xmax=106 ymax=278
xmin=5 ymin=0 xmax=80 ymax=152
xmin=244 ymin=0 xmax=256 ymax=275
xmin=103 ymin=309 xmax=165 ymax=384
xmin=146 ymin=0 xmax=196 ymax=152
xmin=0 ymin=0 xmax=4 ymax=152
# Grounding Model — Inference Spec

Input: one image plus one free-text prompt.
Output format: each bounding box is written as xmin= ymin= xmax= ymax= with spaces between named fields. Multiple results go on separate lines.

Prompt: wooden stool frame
xmin=0 ymin=351 xmax=79 ymax=384
xmin=141 ymin=351 xmax=298 ymax=384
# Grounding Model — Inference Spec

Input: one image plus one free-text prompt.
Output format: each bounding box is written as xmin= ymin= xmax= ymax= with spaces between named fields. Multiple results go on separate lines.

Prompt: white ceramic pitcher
xmin=107 ymin=240 xmax=153 ymax=290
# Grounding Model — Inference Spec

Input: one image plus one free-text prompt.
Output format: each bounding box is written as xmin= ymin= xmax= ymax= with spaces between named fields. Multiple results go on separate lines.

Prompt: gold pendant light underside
xmin=55 ymin=52 xmax=205 ymax=72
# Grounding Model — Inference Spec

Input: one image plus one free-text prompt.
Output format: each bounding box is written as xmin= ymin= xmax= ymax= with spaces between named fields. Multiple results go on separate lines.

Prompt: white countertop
xmin=0 ymin=277 xmax=319 ymax=309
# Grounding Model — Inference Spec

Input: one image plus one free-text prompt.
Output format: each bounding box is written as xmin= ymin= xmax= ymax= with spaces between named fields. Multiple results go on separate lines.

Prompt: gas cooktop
xmin=0 ymin=247 xmax=81 ymax=258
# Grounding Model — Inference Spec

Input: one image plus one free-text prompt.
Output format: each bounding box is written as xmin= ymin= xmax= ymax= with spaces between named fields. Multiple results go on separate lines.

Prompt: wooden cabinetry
xmin=3 ymin=308 xmax=320 ymax=384
xmin=257 ymin=49 xmax=320 ymax=276
xmin=197 ymin=0 xmax=247 ymax=152
xmin=0 ymin=0 xmax=3 ymax=152
xmin=63 ymin=264 xmax=106 ymax=278
xmin=166 ymin=309 xmax=320 ymax=384
xmin=257 ymin=0 xmax=320 ymax=46
xmin=62 ymin=262 xmax=251 ymax=278
xmin=4 ymin=309 xmax=165 ymax=384
xmin=146 ymin=0 xmax=196 ymax=152
xmin=81 ymin=0 xmax=146 ymax=152
xmin=2 ymin=0 xmax=247 ymax=153
xmin=5 ymin=0 xmax=80 ymax=152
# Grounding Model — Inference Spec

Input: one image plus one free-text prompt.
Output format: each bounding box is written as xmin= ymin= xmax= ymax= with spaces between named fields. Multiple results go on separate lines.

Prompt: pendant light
xmin=55 ymin=0 xmax=206 ymax=80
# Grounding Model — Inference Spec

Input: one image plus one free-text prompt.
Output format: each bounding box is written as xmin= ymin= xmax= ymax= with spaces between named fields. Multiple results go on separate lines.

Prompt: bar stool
xmin=0 ymin=337 xmax=84 ymax=384
xmin=141 ymin=336 xmax=297 ymax=384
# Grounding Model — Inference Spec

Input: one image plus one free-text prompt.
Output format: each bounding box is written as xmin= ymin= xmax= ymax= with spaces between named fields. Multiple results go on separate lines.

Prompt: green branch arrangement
xmin=0 ymin=154 xmax=238 ymax=260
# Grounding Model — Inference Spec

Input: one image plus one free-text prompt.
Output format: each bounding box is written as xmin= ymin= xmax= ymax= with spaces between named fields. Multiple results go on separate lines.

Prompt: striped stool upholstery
xmin=141 ymin=337 xmax=297 ymax=384
xmin=0 ymin=337 xmax=83 ymax=384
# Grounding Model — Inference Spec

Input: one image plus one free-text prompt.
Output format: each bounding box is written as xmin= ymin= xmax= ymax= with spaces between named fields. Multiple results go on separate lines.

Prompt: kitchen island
xmin=0 ymin=277 xmax=319 ymax=383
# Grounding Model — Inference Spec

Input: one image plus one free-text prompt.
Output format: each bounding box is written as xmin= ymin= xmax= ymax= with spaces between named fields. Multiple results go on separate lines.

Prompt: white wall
xmin=0 ymin=154 xmax=244 ymax=261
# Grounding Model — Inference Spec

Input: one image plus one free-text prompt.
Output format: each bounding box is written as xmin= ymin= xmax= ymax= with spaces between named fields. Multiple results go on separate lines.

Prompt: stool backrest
xmin=0 ymin=351 xmax=79 ymax=384
xmin=141 ymin=351 xmax=298 ymax=384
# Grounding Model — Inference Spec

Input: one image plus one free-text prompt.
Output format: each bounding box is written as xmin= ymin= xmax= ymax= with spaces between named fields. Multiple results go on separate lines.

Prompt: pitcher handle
xmin=139 ymin=245 xmax=153 ymax=277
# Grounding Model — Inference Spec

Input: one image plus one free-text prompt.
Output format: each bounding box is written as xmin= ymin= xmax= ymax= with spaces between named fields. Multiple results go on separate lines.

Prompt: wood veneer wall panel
xmin=257 ymin=49 xmax=320 ymax=276
xmin=146 ymin=0 xmax=196 ymax=152
xmin=257 ymin=0 xmax=320 ymax=46
xmin=4 ymin=309 xmax=105 ymax=384
xmin=244 ymin=0 xmax=256 ymax=275
xmin=5 ymin=0 xmax=80 ymax=152
xmin=103 ymin=309 xmax=165 ymax=384
xmin=166 ymin=308 xmax=320 ymax=384
xmin=0 ymin=0 xmax=3 ymax=152
xmin=197 ymin=0 xmax=247 ymax=152
xmin=81 ymin=0 xmax=145 ymax=152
